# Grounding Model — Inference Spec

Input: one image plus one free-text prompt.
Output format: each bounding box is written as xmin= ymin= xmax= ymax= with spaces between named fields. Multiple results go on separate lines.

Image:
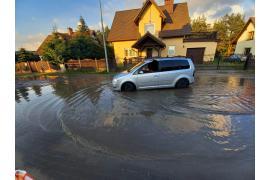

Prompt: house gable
xmin=233 ymin=17 xmax=255 ymax=44
xmin=237 ymin=21 xmax=255 ymax=42
xmin=134 ymin=0 xmax=166 ymax=24
xmin=107 ymin=2 xmax=191 ymax=42
xmin=138 ymin=2 xmax=163 ymax=37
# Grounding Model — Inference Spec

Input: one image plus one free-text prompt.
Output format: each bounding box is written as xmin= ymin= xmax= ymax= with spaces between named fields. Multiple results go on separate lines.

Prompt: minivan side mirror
xmin=138 ymin=71 xmax=144 ymax=74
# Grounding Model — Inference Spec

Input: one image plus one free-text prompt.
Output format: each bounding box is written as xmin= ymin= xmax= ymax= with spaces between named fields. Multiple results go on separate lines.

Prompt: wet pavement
xmin=16 ymin=71 xmax=255 ymax=180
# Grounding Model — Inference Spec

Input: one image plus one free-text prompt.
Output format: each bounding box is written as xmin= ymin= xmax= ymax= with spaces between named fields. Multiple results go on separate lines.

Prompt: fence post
xmin=19 ymin=63 xmax=23 ymax=73
xmin=78 ymin=58 xmax=82 ymax=69
xmin=34 ymin=61 xmax=39 ymax=72
xmin=95 ymin=58 xmax=98 ymax=72
xmin=244 ymin=53 xmax=251 ymax=70
xmin=217 ymin=55 xmax=221 ymax=70
xmin=26 ymin=61 xmax=32 ymax=73
xmin=46 ymin=61 xmax=51 ymax=72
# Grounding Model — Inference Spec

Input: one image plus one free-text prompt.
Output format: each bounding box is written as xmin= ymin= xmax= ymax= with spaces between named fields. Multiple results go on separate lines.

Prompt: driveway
xmin=16 ymin=71 xmax=255 ymax=180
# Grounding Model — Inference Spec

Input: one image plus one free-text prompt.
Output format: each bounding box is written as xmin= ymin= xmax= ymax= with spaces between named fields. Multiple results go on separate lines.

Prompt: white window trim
xmin=144 ymin=23 xmax=155 ymax=34
xmin=168 ymin=45 xmax=176 ymax=57
xmin=124 ymin=48 xmax=137 ymax=58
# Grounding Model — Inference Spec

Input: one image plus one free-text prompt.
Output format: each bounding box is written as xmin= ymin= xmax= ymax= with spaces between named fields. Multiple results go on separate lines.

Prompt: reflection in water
xmin=15 ymin=89 xmax=21 ymax=103
xmin=18 ymin=87 xmax=30 ymax=102
xmin=15 ymin=73 xmax=255 ymax=179
xmin=32 ymin=85 xmax=42 ymax=96
xmin=228 ymin=76 xmax=239 ymax=90
xmin=209 ymin=115 xmax=232 ymax=137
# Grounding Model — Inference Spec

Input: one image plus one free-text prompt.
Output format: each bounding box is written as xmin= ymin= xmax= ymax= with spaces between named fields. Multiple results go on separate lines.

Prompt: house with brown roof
xmin=233 ymin=17 xmax=255 ymax=56
xmin=108 ymin=0 xmax=218 ymax=64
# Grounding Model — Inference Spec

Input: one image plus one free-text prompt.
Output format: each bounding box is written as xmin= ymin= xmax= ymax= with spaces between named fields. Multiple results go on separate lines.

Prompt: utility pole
xmin=99 ymin=0 xmax=109 ymax=72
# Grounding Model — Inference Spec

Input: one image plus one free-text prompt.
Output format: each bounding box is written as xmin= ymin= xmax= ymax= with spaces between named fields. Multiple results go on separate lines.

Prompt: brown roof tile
xmin=108 ymin=2 xmax=191 ymax=42
xmin=107 ymin=9 xmax=140 ymax=42
xmin=132 ymin=32 xmax=166 ymax=49
xmin=160 ymin=3 xmax=190 ymax=31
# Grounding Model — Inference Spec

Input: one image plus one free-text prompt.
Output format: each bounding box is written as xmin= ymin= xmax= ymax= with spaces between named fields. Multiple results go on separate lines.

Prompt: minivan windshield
xmin=127 ymin=61 xmax=145 ymax=72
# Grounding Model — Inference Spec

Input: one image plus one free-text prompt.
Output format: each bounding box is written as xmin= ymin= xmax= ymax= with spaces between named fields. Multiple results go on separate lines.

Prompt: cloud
xmin=102 ymin=0 xmax=254 ymax=25
xmin=231 ymin=4 xmax=244 ymax=14
xmin=16 ymin=32 xmax=46 ymax=51
xmin=186 ymin=0 xmax=254 ymax=23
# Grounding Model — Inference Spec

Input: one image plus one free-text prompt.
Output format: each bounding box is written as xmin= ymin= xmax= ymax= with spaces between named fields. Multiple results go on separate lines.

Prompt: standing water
xmin=16 ymin=71 xmax=255 ymax=180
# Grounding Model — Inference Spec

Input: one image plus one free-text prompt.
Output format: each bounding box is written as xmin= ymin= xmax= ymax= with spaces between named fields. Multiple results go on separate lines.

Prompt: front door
xmin=146 ymin=48 xmax=153 ymax=58
xmin=186 ymin=48 xmax=205 ymax=64
xmin=244 ymin=48 xmax=251 ymax=55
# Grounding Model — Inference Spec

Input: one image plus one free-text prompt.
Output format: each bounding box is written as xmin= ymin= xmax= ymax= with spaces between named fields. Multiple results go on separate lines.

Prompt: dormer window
xmin=248 ymin=31 xmax=254 ymax=40
xmin=145 ymin=23 xmax=155 ymax=34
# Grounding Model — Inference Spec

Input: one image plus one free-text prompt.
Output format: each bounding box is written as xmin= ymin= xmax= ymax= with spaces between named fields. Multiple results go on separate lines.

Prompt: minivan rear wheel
xmin=121 ymin=82 xmax=136 ymax=92
xmin=176 ymin=78 xmax=189 ymax=89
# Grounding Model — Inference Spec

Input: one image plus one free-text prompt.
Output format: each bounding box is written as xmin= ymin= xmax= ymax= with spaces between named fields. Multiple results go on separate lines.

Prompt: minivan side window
xmin=159 ymin=60 xmax=190 ymax=72
xmin=137 ymin=60 xmax=159 ymax=74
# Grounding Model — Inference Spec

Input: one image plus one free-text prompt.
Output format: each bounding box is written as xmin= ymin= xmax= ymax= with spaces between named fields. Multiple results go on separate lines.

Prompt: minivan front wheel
xmin=121 ymin=82 xmax=136 ymax=92
xmin=175 ymin=78 xmax=189 ymax=89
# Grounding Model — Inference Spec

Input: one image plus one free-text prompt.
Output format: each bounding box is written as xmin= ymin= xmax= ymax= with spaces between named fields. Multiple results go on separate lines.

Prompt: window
xmin=124 ymin=49 xmax=128 ymax=57
xmin=159 ymin=59 xmax=190 ymax=72
xmin=168 ymin=46 xmax=176 ymax=57
xmin=244 ymin=48 xmax=251 ymax=55
xmin=248 ymin=31 xmax=254 ymax=40
xmin=138 ymin=60 xmax=159 ymax=74
xmin=144 ymin=23 xmax=155 ymax=34
xmin=124 ymin=48 xmax=137 ymax=57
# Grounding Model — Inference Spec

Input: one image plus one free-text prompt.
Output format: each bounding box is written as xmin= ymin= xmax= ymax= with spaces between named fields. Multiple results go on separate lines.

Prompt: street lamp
xmin=99 ymin=0 xmax=109 ymax=73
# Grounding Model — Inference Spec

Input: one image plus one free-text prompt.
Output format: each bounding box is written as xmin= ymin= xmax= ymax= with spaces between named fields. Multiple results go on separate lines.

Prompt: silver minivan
xmin=112 ymin=57 xmax=195 ymax=91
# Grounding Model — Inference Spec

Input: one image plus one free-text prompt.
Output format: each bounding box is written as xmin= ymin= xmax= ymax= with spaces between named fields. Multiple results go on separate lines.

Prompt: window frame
xmin=124 ymin=48 xmax=137 ymax=58
xmin=248 ymin=31 xmax=254 ymax=40
xmin=168 ymin=46 xmax=176 ymax=57
xmin=158 ymin=59 xmax=190 ymax=72
xmin=144 ymin=23 xmax=155 ymax=34
xmin=136 ymin=60 xmax=159 ymax=74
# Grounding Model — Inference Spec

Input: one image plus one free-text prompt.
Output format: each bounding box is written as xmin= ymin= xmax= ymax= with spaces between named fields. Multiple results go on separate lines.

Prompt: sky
xmin=15 ymin=0 xmax=255 ymax=51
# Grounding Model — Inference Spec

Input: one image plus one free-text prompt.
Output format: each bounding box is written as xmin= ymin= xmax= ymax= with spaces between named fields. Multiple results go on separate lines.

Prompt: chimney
xmin=67 ymin=27 xmax=73 ymax=35
xmin=165 ymin=0 xmax=174 ymax=14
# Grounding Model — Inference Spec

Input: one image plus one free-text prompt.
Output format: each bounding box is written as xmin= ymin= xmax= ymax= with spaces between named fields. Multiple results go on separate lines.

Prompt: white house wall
xmin=235 ymin=22 xmax=255 ymax=55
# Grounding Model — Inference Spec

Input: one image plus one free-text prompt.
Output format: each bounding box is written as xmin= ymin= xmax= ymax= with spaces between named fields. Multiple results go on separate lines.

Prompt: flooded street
xmin=15 ymin=71 xmax=255 ymax=180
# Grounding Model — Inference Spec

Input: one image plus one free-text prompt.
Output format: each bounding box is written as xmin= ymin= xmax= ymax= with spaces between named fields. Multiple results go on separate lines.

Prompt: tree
xmin=213 ymin=13 xmax=245 ymax=55
xmin=191 ymin=16 xmax=209 ymax=32
xmin=96 ymin=26 xmax=110 ymax=45
xmin=16 ymin=48 xmax=40 ymax=62
xmin=67 ymin=34 xmax=104 ymax=60
xmin=17 ymin=48 xmax=30 ymax=62
xmin=76 ymin=16 xmax=89 ymax=33
xmin=213 ymin=19 xmax=229 ymax=55
xmin=41 ymin=33 xmax=67 ymax=65
xmin=224 ymin=13 xmax=245 ymax=41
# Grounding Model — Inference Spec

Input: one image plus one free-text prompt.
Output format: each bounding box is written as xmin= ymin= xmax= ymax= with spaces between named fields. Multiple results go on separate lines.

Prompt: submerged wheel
xmin=175 ymin=78 xmax=189 ymax=89
xmin=121 ymin=82 xmax=136 ymax=92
